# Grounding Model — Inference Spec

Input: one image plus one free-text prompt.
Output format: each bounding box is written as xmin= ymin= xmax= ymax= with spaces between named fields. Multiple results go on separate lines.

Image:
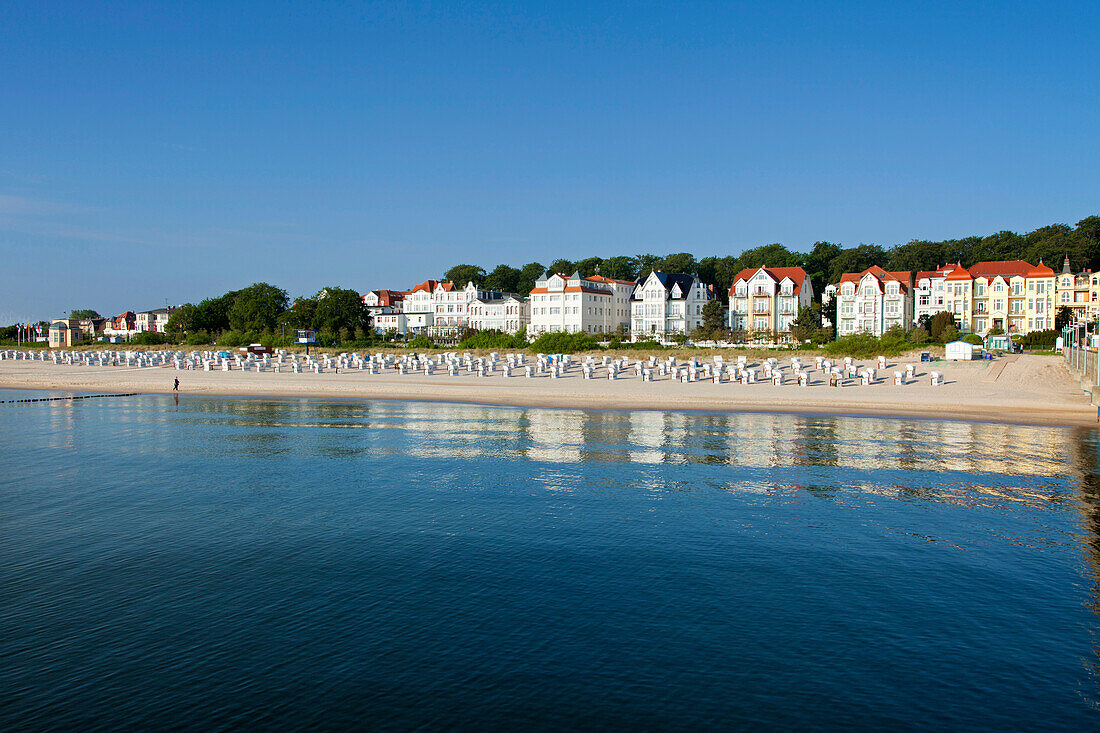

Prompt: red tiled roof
xmin=837 ymin=266 xmax=911 ymax=293
xmin=1027 ymin=261 xmax=1055 ymax=277
xmin=410 ymin=280 xmax=440 ymax=294
xmin=967 ymin=260 xmax=1034 ymax=279
xmin=729 ymin=266 xmax=809 ymax=295
xmin=945 ymin=266 xmax=973 ymax=281
xmin=362 ymin=289 xmax=405 ymax=306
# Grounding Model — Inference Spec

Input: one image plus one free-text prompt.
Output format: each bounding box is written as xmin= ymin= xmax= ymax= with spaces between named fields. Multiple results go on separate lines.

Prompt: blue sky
xmin=2 ymin=1 xmax=1098 ymax=321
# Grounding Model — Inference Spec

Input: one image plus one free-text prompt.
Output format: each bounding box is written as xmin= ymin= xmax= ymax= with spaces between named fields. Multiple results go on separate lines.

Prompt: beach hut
xmin=945 ymin=340 xmax=975 ymax=361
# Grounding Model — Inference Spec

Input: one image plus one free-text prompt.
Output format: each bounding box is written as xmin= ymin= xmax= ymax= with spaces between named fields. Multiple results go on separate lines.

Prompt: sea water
xmin=2 ymin=389 xmax=1099 ymax=729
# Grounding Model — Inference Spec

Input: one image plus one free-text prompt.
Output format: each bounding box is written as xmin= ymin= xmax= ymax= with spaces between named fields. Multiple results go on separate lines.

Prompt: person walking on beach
xmin=173 ymin=378 xmax=179 ymax=391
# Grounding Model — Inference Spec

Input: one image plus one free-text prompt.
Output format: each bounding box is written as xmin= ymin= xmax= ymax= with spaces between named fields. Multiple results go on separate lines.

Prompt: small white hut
xmin=944 ymin=340 xmax=975 ymax=361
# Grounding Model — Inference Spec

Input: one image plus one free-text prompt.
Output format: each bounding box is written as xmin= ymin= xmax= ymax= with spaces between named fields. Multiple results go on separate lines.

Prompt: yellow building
xmin=1056 ymin=256 xmax=1099 ymax=323
xmin=943 ymin=260 xmax=1056 ymax=334
xmin=48 ymin=319 xmax=82 ymax=348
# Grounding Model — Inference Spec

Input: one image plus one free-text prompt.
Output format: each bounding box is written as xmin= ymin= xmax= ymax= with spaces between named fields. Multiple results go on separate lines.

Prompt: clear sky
xmin=2 ymin=0 xmax=1098 ymax=321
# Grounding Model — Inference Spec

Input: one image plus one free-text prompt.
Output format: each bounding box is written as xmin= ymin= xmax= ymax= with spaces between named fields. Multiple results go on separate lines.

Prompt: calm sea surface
xmin=2 ymin=388 xmax=1100 ymax=730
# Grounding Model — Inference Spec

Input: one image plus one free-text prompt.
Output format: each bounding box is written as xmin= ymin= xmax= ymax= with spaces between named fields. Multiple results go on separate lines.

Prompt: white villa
xmin=913 ymin=264 xmax=957 ymax=324
xmin=629 ymin=271 xmax=712 ymax=340
xmin=727 ymin=267 xmax=813 ymax=338
xmin=528 ymin=272 xmax=634 ymax=336
xmin=135 ymin=307 xmax=173 ymax=333
xmin=831 ymin=266 xmax=914 ymax=336
xmin=467 ymin=294 xmax=529 ymax=334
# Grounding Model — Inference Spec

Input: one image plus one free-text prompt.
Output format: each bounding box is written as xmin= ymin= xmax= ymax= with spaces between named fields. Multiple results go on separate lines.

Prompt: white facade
xmin=913 ymin=265 xmax=956 ymax=324
xmin=467 ymin=295 xmax=529 ymax=334
xmin=528 ymin=272 xmax=634 ymax=336
xmin=374 ymin=312 xmax=407 ymax=334
xmin=135 ymin=308 xmax=172 ymax=333
xmin=630 ymin=271 xmax=712 ymax=340
xmin=833 ymin=267 xmax=913 ymax=336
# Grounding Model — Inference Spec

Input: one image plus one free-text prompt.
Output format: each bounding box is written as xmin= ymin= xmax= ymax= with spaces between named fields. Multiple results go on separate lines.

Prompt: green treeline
xmin=443 ymin=216 xmax=1100 ymax=300
xmin=164 ymin=284 xmax=373 ymax=347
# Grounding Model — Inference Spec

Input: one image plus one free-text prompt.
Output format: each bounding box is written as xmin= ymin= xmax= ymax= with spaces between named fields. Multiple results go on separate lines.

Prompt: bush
xmin=406 ymin=335 xmax=437 ymax=350
xmin=217 ymin=331 xmax=248 ymax=347
xmin=940 ymin=325 xmax=959 ymax=343
xmin=131 ymin=331 xmax=170 ymax=346
xmin=1018 ymin=329 xmax=1058 ymax=349
xmin=185 ymin=331 xmax=211 ymax=345
xmin=821 ymin=333 xmax=912 ymax=358
xmin=961 ymin=334 xmax=984 ymax=346
xmin=459 ymin=329 xmax=528 ymax=350
xmin=528 ymin=331 xmax=601 ymax=354
xmin=908 ymin=326 xmax=929 ymax=344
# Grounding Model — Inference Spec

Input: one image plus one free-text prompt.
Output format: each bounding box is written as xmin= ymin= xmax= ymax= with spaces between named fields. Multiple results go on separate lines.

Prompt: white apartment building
xmin=394 ymin=279 xmax=503 ymax=334
xmin=629 ymin=271 xmax=712 ymax=340
xmin=727 ymin=267 xmax=813 ymax=338
xmin=467 ymin=294 xmax=530 ymax=334
xmin=528 ymin=272 xmax=634 ymax=336
xmin=913 ymin=264 xmax=959 ymax=324
xmin=135 ymin=307 xmax=173 ymax=332
xmin=832 ymin=266 xmax=913 ymax=336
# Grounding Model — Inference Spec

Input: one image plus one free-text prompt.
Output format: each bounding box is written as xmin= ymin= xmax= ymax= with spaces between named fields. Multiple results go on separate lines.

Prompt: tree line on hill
xmin=443 ymin=216 xmax=1100 ymax=302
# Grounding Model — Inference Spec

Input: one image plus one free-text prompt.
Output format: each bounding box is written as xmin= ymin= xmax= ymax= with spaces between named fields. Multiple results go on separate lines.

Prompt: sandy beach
xmin=0 ymin=352 xmax=1094 ymax=427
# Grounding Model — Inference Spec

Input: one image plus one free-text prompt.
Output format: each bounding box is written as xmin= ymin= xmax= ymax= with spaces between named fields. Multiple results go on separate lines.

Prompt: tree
xmin=788 ymin=304 xmax=821 ymax=342
xmin=278 ymin=297 xmax=317 ymax=331
xmin=517 ymin=262 xmax=544 ymax=295
xmin=1055 ymin=305 xmax=1073 ymax=330
xmin=547 ymin=259 xmax=574 ymax=276
xmin=165 ymin=303 xmax=196 ymax=334
xmin=634 ymin=254 xmax=661 ymax=277
xmin=443 ymin=264 xmax=486 ymax=287
xmin=69 ymin=309 xmax=101 ymax=320
xmin=659 ymin=252 xmax=696 ymax=274
xmin=701 ymin=299 xmax=726 ymax=332
xmin=821 ymin=295 xmax=838 ymax=339
xmin=927 ymin=311 xmax=957 ymax=342
xmin=190 ymin=290 xmax=238 ymax=334
xmin=313 ymin=286 xmax=371 ymax=340
xmin=573 ymin=257 xmax=603 ymax=277
xmin=228 ymin=282 xmax=289 ymax=333
xmin=484 ymin=264 xmax=522 ymax=293
xmin=600 ymin=256 xmax=636 ymax=281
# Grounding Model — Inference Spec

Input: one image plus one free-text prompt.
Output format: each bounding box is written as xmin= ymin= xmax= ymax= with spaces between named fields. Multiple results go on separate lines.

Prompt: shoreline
xmin=1 ymin=355 xmax=1096 ymax=428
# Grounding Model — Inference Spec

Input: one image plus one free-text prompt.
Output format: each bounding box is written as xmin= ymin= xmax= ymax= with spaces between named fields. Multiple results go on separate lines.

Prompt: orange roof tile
xmin=837 ymin=266 xmax=911 ymax=292
xmin=729 ymin=266 xmax=809 ymax=295
xmin=410 ymin=279 xmax=440 ymax=294
xmin=967 ymin=260 xmax=1034 ymax=279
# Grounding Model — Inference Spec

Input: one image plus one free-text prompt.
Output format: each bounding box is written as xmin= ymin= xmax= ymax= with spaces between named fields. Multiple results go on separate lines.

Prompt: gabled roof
xmin=409 ymin=279 xmax=439 ymax=294
xmin=729 ymin=266 xmax=808 ymax=295
xmin=364 ymin=289 xmax=405 ymax=306
xmin=838 ymin=266 xmax=911 ymax=293
xmin=945 ymin=266 xmax=973 ymax=281
xmin=1027 ymin=260 xmax=1055 ymax=277
xmin=636 ymin=272 xmax=701 ymax=301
